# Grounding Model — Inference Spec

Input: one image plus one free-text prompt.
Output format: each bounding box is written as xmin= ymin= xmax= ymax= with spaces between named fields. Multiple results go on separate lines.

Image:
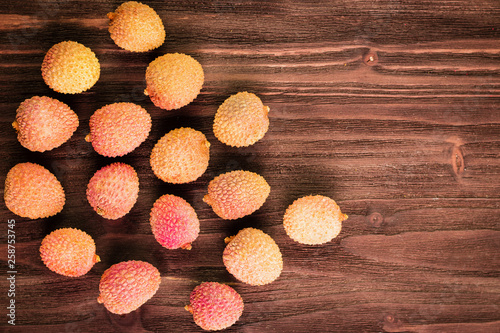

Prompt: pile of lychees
xmin=4 ymin=1 xmax=348 ymax=331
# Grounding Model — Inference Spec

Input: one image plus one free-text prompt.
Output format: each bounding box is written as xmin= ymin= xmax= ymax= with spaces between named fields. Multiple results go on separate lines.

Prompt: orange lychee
xmin=203 ymin=170 xmax=270 ymax=220
xmin=185 ymin=282 xmax=244 ymax=330
xmin=86 ymin=162 xmax=139 ymax=219
xmin=4 ymin=162 xmax=65 ymax=219
xmin=13 ymin=96 xmax=79 ymax=152
xmin=97 ymin=260 xmax=161 ymax=314
xmin=86 ymin=102 xmax=151 ymax=157
xmin=40 ymin=228 xmax=100 ymax=277
xmin=150 ymin=127 xmax=210 ymax=184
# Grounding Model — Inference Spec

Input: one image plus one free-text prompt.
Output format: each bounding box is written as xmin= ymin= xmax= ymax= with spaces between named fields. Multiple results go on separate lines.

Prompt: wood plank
xmin=1 ymin=0 xmax=500 ymax=332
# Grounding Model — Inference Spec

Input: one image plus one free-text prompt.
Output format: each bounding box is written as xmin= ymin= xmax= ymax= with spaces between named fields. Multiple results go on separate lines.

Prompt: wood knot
xmin=363 ymin=51 xmax=378 ymax=66
xmin=367 ymin=212 xmax=384 ymax=227
xmin=384 ymin=315 xmax=396 ymax=323
xmin=451 ymin=145 xmax=465 ymax=179
xmin=382 ymin=314 xmax=404 ymax=332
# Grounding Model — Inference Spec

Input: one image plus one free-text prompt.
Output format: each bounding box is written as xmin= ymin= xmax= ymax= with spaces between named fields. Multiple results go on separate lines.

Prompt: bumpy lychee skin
xmin=40 ymin=228 xmax=100 ymax=277
xmin=108 ymin=1 xmax=165 ymax=52
xmin=283 ymin=195 xmax=348 ymax=245
xmin=203 ymin=170 xmax=270 ymax=220
xmin=185 ymin=282 xmax=244 ymax=331
xmin=41 ymin=41 xmax=100 ymax=94
xmin=4 ymin=163 xmax=65 ymax=219
xmin=86 ymin=163 xmax=139 ymax=219
xmin=13 ymin=96 xmax=79 ymax=152
xmin=86 ymin=102 xmax=152 ymax=157
xmin=150 ymin=194 xmax=200 ymax=250
xmin=97 ymin=260 xmax=161 ymax=315
xmin=144 ymin=53 xmax=204 ymax=110
xmin=223 ymin=228 xmax=282 ymax=286
xmin=150 ymin=128 xmax=210 ymax=184
xmin=213 ymin=92 xmax=270 ymax=147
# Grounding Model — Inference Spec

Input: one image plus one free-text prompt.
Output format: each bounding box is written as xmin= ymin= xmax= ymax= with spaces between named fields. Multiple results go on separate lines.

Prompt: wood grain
xmin=1 ymin=0 xmax=499 ymax=332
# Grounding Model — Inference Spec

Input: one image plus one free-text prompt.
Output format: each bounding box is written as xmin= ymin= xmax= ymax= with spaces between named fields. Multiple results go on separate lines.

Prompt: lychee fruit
xmin=40 ymin=228 xmax=100 ymax=277
xmin=86 ymin=102 xmax=152 ymax=157
xmin=150 ymin=127 xmax=210 ymax=184
xmin=4 ymin=162 xmax=65 ymax=219
xmin=13 ymin=96 xmax=79 ymax=152
xmin=150 ymin=194 xmax=200 ymax=250
xmin=283 ymin=195 xmax=348 ymax=245
xmin=213 ymin=92 xmax=270 ymax=147
xmin=107 ymin=1 xmax=165 ymax=52
xmin=203 ymin=170 xmax=270 ymax=220
xmin=86 ymin=162 xmax=139 ymax=219
xmin=41 ymin=41 xmax=100 ymax=94
xmin=144 ymin=53 xmax=204 ymax=110
xmin=223 ymin=228 xmax=282 ymax=286
xmin=97 ymin=260 xmax=161 ymax=315
xmin=185 ymin=282 xmax=244 ymax=331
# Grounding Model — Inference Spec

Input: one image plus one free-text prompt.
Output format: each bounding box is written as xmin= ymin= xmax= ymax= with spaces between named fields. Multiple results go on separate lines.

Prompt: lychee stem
xmin=184 ymin=305 xmax=193 ymax=314
xmin=342 ymin=213 xmax=349 ymax=221
xmin=84 ymin=134 xmax=91 ymax=142
xmin=181 ymin=243 xmax=192 ymax=250
xmin=94 ymin=255 xmax=101 ymax=263
xmin=97 ymin=295 xmax=104 ymax=304
xmin=107 ymin=12 xmax=115 ymax=20
xmin=202 ymin=194 xmax=211 ymax=206
xmin=12 ymin=121 xmax=19 ymax=132
xmin=224 ymin=236 xmax=235 ymax=244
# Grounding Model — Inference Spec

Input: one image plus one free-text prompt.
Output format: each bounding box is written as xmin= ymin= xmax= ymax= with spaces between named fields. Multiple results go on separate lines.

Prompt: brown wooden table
xmin=1 ymin=1 xmax=499 ymax=332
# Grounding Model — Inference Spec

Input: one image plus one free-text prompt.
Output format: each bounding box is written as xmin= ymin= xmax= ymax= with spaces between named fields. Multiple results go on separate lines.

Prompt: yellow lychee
xmin=144 ymin=53 xmax=204 ymax=110
xmin=283 ymin=195 xmax=348 ymax=245
xmin=223 ymin=228 xmax=282 ymax=286
xmin=107 ymin=1 xmax=165 ymax=52
xmin=41 ymin=41 xmax=100 ymax=94
xmin=213 ymin=92 xmax=270 ymax=147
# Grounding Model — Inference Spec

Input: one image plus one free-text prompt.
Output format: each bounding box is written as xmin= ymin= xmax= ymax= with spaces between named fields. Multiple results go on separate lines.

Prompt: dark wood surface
xmin=1 ymin=1 xmax=500 ymax=332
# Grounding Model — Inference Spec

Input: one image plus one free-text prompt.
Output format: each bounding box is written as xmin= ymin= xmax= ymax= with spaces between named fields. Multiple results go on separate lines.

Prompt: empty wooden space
xmin=1 ymin=1 xmax=499 ymax=332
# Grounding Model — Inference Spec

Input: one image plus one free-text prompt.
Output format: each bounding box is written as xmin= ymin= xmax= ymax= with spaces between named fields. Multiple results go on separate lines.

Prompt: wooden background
xmin=1 ymin=0 xmax=500 ymax=332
